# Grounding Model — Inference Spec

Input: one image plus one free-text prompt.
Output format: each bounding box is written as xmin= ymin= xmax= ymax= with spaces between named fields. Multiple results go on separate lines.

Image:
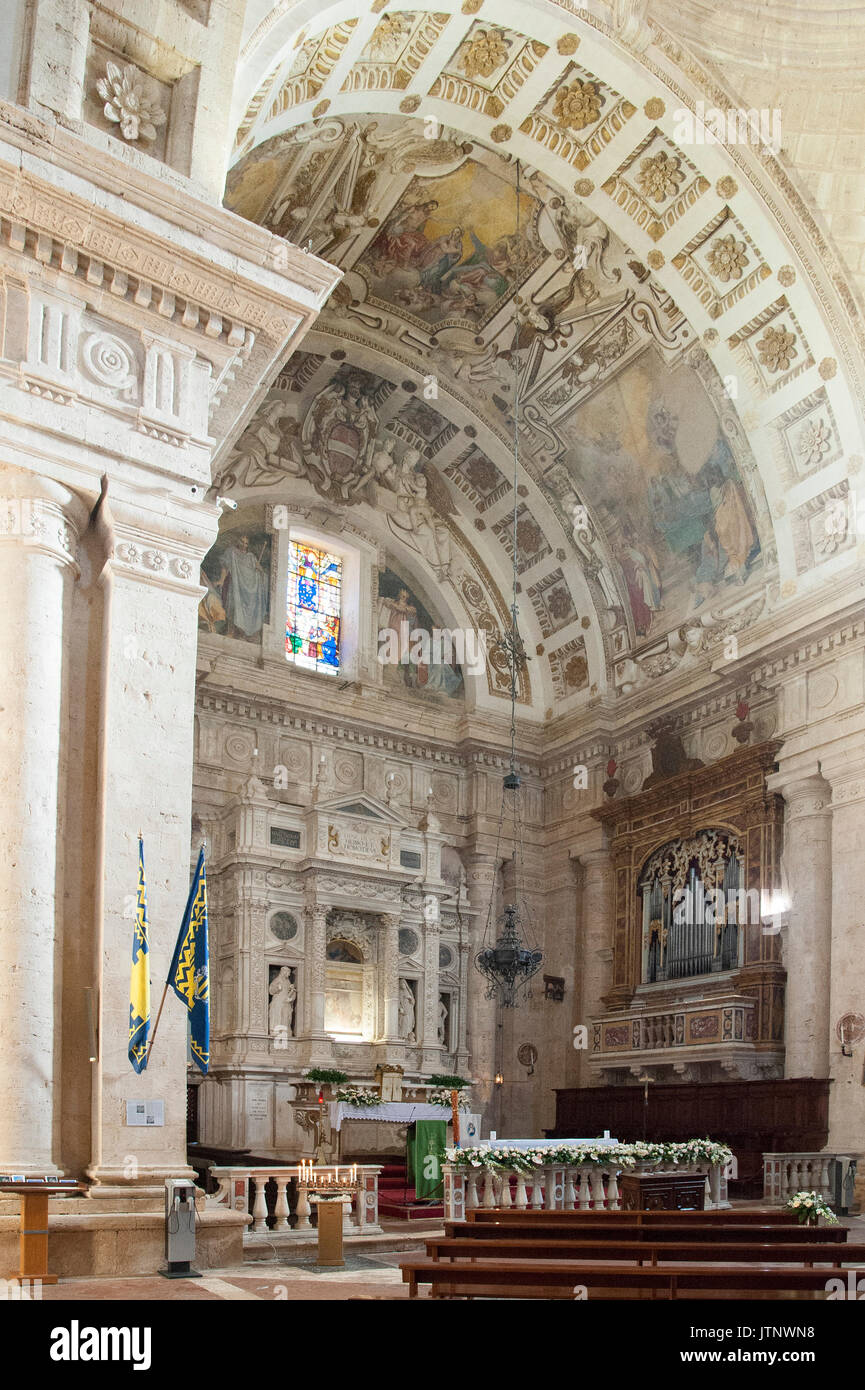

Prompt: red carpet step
xmin=350 ymin=1156 xmax=444 ymax=1221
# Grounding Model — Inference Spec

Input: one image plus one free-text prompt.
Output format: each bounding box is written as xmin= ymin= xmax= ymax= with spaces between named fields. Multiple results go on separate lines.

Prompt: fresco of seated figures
xmin=568 ymin=351 xmax=763 ymax=643
xmin=355 ymin=160 xmax=541 ymax=329
xmin=222 ymin=112 xmax=772 ymax=680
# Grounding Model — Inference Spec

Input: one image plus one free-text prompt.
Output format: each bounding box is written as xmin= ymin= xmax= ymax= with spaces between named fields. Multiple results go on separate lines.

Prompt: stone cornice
xmin=0 ymin=143 xmax=328 ymax=352
xmin=0 ymin=102 xmax=338 ymax=310
xmin=195 ymin=590 xmax=865 ymax=793
xmin=0 ymin=105 xmax=342 ymax=484
xmin=591 ymin=738 xmax=784 ymax=831
xmin=196 ymin=681 xmax=548 ymax=781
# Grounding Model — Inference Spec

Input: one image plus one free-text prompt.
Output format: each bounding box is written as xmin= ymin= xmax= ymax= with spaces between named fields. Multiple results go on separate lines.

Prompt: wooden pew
xmin=400 ymin=1258 xmax=855 ymax=1300
xmin=466 ymin=1207 xmax=801 ymax=1225
xmin=423 ymin=1235 xmax=865 ymax=1267
xmin=445 ymin=1219 xmax=849 ymax=1244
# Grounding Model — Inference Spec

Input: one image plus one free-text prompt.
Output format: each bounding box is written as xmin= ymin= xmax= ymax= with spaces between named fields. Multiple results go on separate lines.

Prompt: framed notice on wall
xmin=125 ymin=1100 xmax=165 ymax=1127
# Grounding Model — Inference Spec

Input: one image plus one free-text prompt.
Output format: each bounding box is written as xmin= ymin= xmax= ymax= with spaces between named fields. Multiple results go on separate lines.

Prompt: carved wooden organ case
xmin=592 ymin=740 xmax=786 ymax=1055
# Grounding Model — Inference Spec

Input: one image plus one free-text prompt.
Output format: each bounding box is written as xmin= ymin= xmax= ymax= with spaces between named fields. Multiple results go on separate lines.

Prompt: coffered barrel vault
xmin=219 ymin=0 xmax=864 ymax=722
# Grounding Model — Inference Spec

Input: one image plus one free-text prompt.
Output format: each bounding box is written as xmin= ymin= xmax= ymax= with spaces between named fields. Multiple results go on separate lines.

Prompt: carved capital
xmin=776 ymin=772 xmax=833 ymax=820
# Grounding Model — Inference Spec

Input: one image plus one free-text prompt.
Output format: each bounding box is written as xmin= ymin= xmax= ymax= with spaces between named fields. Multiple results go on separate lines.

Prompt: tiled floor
xmin=29 ymin=1211 xmax=865 ymax=1302
xmin=40 ymin=1251 xmax=421 ymax=1301
xmin=40 ymin=1251 xmax=428 ymax=1301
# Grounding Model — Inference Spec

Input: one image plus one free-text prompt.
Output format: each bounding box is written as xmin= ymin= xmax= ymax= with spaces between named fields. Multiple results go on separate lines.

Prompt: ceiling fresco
xmin=219 ymin=110 xmax=779 ymax=710
xmin=216 ymin=4 xmax=863 ymax=714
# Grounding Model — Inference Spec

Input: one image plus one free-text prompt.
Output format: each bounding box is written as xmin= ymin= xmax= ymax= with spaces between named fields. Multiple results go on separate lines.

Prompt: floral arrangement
xmin=786 ymin=1191 xmax=838 ymax=1226
xmin=429 ymin=1087 xmax=470 ymax=1109
xmin=304 ymin=1068 xmax=348 ymax=1085
xmin=335 ymin=1086 xmax=382 ymax=1108
xmin=444 ymin=1138 xmax=733 ymax=1174
xmin=428 ymin=1073 xmax=472 ymax=1090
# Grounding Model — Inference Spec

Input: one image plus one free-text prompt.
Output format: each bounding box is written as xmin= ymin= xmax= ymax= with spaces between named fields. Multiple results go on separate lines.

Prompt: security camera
xmin=216 ymin=495 xmax=238 ymax=512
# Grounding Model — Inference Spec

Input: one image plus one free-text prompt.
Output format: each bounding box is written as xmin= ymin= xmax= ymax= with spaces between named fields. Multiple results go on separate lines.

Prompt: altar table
xmin=475 ymin=1137 xmax=617 ymax=1151
xmin=328 ymin=1101 xmax=450 ymax=1131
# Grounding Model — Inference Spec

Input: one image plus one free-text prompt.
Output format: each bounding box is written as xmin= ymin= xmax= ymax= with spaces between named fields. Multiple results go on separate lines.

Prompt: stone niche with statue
xmin=588 ymin=735 xmax=786 ymax=1086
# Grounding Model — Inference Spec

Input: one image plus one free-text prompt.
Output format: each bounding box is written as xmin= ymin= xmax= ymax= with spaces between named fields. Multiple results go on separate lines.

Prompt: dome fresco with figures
xmin=218 ymin=109 xmax=776 ymax=712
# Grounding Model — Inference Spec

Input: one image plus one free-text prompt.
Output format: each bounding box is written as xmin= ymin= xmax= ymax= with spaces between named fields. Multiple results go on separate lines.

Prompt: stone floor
xmin=31 ymin=1218 xmax=442 ymax=1301
xmin=39 ymin=1250 xmax=420 ymax=1301
xmin=24 ymin=1209 xmax=865 ymax=1302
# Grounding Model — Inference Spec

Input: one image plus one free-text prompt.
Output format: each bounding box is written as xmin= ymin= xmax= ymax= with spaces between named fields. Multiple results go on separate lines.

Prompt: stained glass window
xmin=286 ymin=540 xmax=342 ymax=673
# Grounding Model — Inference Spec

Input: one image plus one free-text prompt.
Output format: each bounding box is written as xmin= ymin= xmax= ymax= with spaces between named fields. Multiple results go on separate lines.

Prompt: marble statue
xmin=437 ymin=996 xmax=448 ymax=1046
xmin=269 ymin=966 xmax=297 ymax=1036
xmin=398 ymin=978 xmax=416 ymax=1042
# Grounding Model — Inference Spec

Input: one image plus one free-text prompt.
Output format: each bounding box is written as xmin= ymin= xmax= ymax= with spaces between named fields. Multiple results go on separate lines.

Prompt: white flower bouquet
xmin=429 ymin=1087 xmax=470 ymax=1108
xmin=334 ymin=1086 xmax=382 ymax=1108
xmin=444 ymin=1138 xmax=733 ymax=1174
xmin=786 ymin=1190 xmax=838 ymax=1226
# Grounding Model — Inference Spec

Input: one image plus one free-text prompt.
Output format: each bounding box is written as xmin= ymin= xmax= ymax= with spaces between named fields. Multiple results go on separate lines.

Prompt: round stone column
xmin=303 ymin=901 xmax=330 ymax=1045
xmin=579 ymin=847 xmax=615 ymax=1087
xmin=420 ymin=894 xmax=444 ymax=1071
xmin=0 ymin=467 xmax=88 ymax=1174
xmin=379 ymin=912 xmax=401 ymax=1043
xmin=769 ymin=771 xmax=832 ymax=1077
xmin=464 ymin=852 xmax=499 ymax=1121
xmin=823 ymin=756 xmax=865 ymax=1159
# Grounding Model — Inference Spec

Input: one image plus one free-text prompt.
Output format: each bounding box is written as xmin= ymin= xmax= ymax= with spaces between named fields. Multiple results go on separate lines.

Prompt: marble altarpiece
xmin=195 ymin=783 xmax=474 ymax=1158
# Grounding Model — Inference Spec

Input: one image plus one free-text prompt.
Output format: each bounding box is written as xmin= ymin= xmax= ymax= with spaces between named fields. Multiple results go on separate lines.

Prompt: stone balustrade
xmin=763 ymin=1152 xmax=857 ymax=1205
xmin=589 ymin=994 xmax=778 ymax=1084
xmin=443 ymin=1161 xmax=726 ymax=1221
xmin=206 ymin=1164 xmax=383 ymax=1239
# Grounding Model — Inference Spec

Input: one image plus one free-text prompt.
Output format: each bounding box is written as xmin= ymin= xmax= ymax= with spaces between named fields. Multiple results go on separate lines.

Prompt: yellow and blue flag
xmin=168 ymin=845 xmax=209 ymax=1074
xmin=129 ymin=836 xmax=151 ymax=1073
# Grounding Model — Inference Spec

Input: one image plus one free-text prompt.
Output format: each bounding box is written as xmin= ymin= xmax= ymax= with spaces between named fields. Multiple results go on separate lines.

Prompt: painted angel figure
xmin=439 ymin=230 xmax=515 ymax=312
xmin=389 ymin=449 xmax=454 ymax=581
xmin=229 ymin=400 xmax=304 ymax=488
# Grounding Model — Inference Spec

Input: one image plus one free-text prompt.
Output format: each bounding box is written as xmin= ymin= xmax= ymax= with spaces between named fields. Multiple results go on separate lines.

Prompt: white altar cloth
xmin=475 ymin=1137 xmax=618 ymax=1150
xmin=328 ymin=1102 xmax=451 ymax=1132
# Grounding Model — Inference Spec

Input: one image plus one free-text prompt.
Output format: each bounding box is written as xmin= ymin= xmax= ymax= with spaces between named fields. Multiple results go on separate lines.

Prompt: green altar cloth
xmin=407 ymin=1119 xmax=447 ymax=1199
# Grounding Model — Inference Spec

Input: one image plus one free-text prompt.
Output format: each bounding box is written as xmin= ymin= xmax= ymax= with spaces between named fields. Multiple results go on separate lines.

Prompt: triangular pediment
xmin=312 ymin=792 xmax=409 ymax=828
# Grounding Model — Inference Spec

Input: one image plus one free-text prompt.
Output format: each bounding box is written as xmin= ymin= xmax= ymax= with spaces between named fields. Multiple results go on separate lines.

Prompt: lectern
xmin=1 ymin=1179 xmax=84 ymax=1286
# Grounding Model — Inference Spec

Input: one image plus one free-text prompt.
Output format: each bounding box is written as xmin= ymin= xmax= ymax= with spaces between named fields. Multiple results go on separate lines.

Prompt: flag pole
xmin=145 ymin=838 xmax=207 ymax=1068
xmin=144 ymin=982 xmax=170 ymax=1068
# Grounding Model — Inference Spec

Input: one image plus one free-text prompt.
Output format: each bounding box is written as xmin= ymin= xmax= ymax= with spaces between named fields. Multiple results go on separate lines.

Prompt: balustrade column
xmin=295 ymin=1181 xmax=312 ymax=1230
xmin=0 ymin=468 xmax=89 ymax=1174
xmin=767 ymin=769 xmax=832 ymax=1077
xmin=250 ymin=1175 xmax=269 ymax=1232
xmin=273 ymin=1175 xmax=291 ymax=1231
